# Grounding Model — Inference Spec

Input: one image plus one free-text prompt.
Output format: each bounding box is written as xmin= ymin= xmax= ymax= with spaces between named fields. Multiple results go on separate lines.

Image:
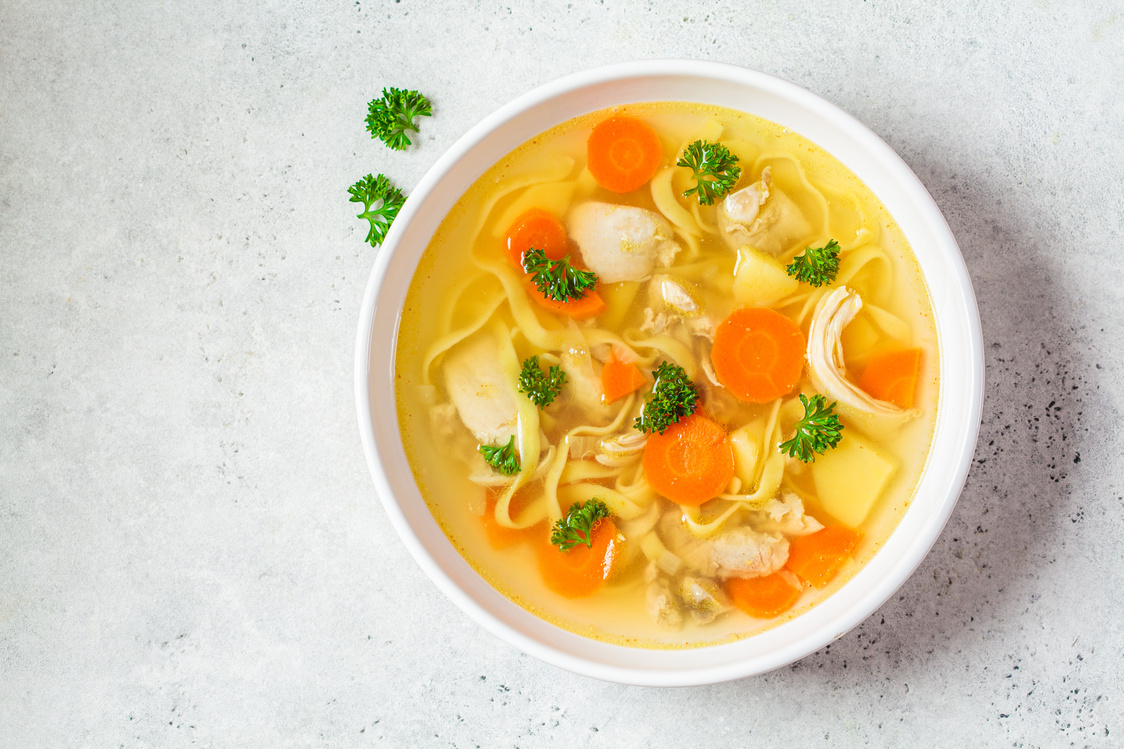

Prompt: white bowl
xmin=355 ymin=60 xmax=983 ymax=686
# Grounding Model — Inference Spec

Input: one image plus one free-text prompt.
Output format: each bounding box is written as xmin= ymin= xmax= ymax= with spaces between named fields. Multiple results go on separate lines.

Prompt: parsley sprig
xmin=348 ymin=173 xmax=406 ymax=247
xmin=779 ymin=394 xmax=844 ymax=463
xmin=365 ymin=87 xmax=433 ymax=151
xmin=676 ymin=139 xmax=742 ymax=205
xmin=634 ymin=362 xmax=698 ymax=435
xmin=522 ymin=247 xmax=598 ymax=303
xmin=786 ymin=239 xmax=841 ymax=287
xmin=518 ymin=355 xmax=567 ymax=408
xmin=479 ymin=435 xmax=520 ymax=476
xmin=550 ymin=500 xmax=611 ymax=551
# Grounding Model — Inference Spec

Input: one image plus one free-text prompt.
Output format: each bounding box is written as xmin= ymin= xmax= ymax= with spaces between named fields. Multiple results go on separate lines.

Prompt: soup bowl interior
xmin=355 ymin=60 xmax=983 ymax=686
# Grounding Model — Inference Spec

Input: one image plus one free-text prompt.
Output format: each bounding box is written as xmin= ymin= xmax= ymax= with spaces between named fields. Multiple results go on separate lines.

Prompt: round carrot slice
xmin=711 ymin=307 xmax=806 ymax=403
xmin=537 ymin=518 xmax=620 ymax=598
xmin=642 ymin=412 xmax=735 ymax=506
xmin=586 ymin=116 xmax=663 ymax=193
xmin=504 ymin=208 xmax=569 ymax=268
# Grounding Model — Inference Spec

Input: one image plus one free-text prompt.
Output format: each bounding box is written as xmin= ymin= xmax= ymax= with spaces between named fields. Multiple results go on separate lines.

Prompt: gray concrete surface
xmin=2 ymin=1 xmax=1122 ymax=746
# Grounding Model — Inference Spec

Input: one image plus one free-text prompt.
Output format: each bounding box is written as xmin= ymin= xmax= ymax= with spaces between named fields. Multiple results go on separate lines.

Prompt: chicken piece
xmin=596 ymin=430 xmax=647 ymax=467
xmin=558 ymin=334 xmax=614 ymax=426
xmin=442 ymin=334 xmax=520 ymax=445
xmin=710 ymin=527 xmax=789 ymax=579
xmin=566 ymin=202 xmax=679 ymax=283
xmin=717 ymin=167 xmax=812 ymax=255
xmin=806 ymin=286 xmax=917 ymax=432
xmin=649 ymin=275 xmax=700 ymax=316
xmin=677 ymin=577 xmax=729 ymax=624
xmin=646 ymin=580 xmax=684 ymax=629
xmin=752 ymin=493 xmax=825 ymax=537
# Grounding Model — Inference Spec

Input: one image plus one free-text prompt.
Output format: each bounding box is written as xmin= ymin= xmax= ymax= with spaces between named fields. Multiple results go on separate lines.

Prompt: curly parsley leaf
xmin=365 ymin=87 xmax=433 ymax=151
xmin=786 ymin=239 xmax=841 ymax=287
xmin=522 ymin=247 xmax=598 ymax=303
xmin=779 ymin=394 xmax=844 ymax=463
xmin=676 ymin=139 xmax=742 ymax=206
xmin=479 ymin=435 xmax=520 ymax=476
xmin=634 ymin=361 xmax=698 ymax=435
xmin=518 ymin=355 xmax=567 ymax=408
xmin=550 ymin=500 xmax=611 ymax=551
xmin=348 ymin=173 xmax=406 ymax=247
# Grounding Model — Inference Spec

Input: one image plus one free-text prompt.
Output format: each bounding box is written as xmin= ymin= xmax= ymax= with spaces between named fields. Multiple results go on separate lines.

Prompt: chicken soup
xmin=394 ymin=101 xmax=938 ymax=648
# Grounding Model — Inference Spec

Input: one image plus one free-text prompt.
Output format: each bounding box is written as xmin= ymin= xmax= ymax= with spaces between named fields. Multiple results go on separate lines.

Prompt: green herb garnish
xmin=786 ymin=239 xmax=841 ymax=287
xmin=365 ymin=87 xmax=433 ymax=151
xmin=779 ymin=394 xmax=844 ymax=463
xmin=676 ymin=139 xmax=742 ymax=206
xmin=479 ymin=435 xmax=520 ymax=476
xmin=348 ymin=173 xmax=406 ymax=247
xmin=518 ymin=355 xmax=568 ymax=408
xmin=634 ymin=361 xmax=698 ymax=435
xmin=550 ymin=500 xmax=611 ymax=551
xmin=522 ymin=247 xmax=598 ymax=303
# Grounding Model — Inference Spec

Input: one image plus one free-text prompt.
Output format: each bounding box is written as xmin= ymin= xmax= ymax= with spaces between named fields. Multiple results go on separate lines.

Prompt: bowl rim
xmin=355 ymin=59 xmax=984 ymax=686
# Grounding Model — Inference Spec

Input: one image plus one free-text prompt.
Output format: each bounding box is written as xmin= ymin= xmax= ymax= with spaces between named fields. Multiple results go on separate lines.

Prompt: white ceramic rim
xmin=355 ymin=59 xmax=984 ymax=686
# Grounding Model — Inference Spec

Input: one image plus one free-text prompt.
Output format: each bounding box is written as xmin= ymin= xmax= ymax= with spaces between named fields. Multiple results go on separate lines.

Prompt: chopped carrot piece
xmin=601 ymin=353 xmax=647 ymax=404
xmin=480 ymin=488 xmax=543 ymax=550
xmin=785 ymin=525 xmax=864 ymax=588
xmin=586 ymin=116 xmax=663 ymax=193
xmin=711 ymin=307 xmax=806 ymax=404
xmin=537 ymin=518 xmax=620 ymax=598
xmin=642 ymin=412 xmax=735 ymax=506
xmin=525 ymin=280 xmax=607 ymax=319
xmin=727 ymin=572 xmax=803 ymax=619
xmin=858 ymin=348 xmax=922 ymax=409
xmin=504 ymin=208 xmax=569 ymax=268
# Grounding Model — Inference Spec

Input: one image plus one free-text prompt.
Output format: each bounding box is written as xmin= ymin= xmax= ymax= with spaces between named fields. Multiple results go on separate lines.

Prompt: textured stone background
xmin=2 ymin=1 xmax=1122 ymax=746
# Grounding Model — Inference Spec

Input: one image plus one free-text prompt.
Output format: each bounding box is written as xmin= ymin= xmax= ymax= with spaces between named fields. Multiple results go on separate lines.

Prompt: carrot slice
xmin=727 ymin=572 xmax=803 ymax=619
xmin=601 ymin=353 xmax=647 ymax=404
xmin=785 ymin=525 xmax=864 ymax=588
xmin=711 ymin=307 xmax=806 ymax=403
xmin=537 ymin=518 xmax=620 ymax=598
xmin=480 ymin=489 xmax=543 ymax=550
xmin=504 ymin=208 xmax=569 ymax=268
xmin=858 ymin=348 xmax=922 ymax=409
xmin=642 ymin=412 xmax=735 ymax=506
xmin=586 ymin=116 xmax=663 ymax=193
xmin=525 ymin=280 xmax=607 ymax=319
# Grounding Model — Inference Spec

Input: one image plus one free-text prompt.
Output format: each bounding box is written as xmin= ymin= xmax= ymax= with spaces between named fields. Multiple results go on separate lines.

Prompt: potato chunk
xmin=810 ymin=431 xmax=896 ymax=527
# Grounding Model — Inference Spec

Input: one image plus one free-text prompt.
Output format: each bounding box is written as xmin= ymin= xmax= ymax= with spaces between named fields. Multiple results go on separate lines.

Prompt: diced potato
xmin=810 ymin=431 xmax=897 ymax=527
xmin=732 ymin=247 xmax=799 ymax=307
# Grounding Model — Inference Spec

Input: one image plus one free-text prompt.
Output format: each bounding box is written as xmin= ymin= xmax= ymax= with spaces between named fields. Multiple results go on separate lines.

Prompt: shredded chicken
xmin=806 ymin=286 xmax=917 ymax=429
xmin=645 ymin=579 xmax=684 ymax=629
xmin=567 ymin=202 xmax=680 ymax=283
xmin=717 ymin=167 xmax=812 ymax=255
xmin=677 ymin=577 xmax=728 ymax=624
xmin=710 ymin=527 xmax=789 ymax=579
xmin=752 ymin=493 xmax=824 ymax=537
xmin=596 ymin=431 xmax=647 ymax=467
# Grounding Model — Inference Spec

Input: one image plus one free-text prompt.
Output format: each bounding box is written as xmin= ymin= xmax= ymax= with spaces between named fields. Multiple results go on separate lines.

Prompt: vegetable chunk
xmin=810 ymin=431 xmax=896 ymax=527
